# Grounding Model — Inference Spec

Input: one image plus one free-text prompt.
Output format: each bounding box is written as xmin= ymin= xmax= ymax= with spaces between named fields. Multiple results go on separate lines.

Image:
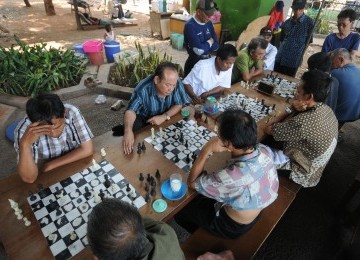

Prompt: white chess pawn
xmin=23 ymin=217 xmax=31 ymax=226
xmin=70 ymin=231 xmax=77 ymax=241
xmin=159 ymin=127 xmax=163 ymax=138
xmin=100 ymin=148 xmax=106 ymax=157
xmin=151 ymin=127 xmax=155 ymax=140
xmin=8 ymin=199 xmax=18 ymax=209
xmin=16 ymin=212 xmax=23 ymax=220
xmin=214 ymin=125 xmax=218 ymax=132
xmin=94 ymin=193 xmax=101 ymax=204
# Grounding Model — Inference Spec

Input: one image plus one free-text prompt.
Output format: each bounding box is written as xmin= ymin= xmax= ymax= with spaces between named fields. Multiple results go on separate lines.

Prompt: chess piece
xmin=126 ymin=184 xmax=131 ymax=192
xmin=150 ymin=188 xmax=156 ymax=196
xmin=55 ymin=207 xmax=62 ymax=217
xmin=29 ymin=191 xmax=37 ymax=201
xmin=137 ymin=146 xmax=142 ymax=154
xmin=214 ymin=125 xmax=218 ymax=132
xmin=147 ymin=174 xmax=151 ymax=183
xmin=151 ymin=127 xmax=155 ymax=140
xmin=23 ymin=217 xmax=31 ymax=227
xmin=202 ymin=129 xmax=206 ymax=136
xmin=129 ymin=189 xmax=137 ymax=199
xmin=99 ymin=190 xmax=105 ymax=201
xmin=100 ymin=148 xmax=106 ymax=157
xmin=111 ymin=184 xmax=117 ymax=193
xmin=145 ymin=194 xmax=151 ymax=203
xmin=70 ymin=231 xmax=77 ymax=241
xmin=16 ymin=212 xmax=23 ymax=220
xmin=159 ymin=127 xmax=163 ymax=138
xmin=94 ymin=192 xmax=101 ymax=203
xmin=84 ymin=187 xmax=92 ymax=200
xmin=145 ymin=183 xmax=149 ymax=192
xmin=104 ymin=175 xmax=111 ymax=188
xmin=272 ymin=104 xmax=276 ymax=110
xmin=179 ymin=133 xmax=184 ymax=143
xmin=141 ymin=142 xmax=146 ymax=151
xmin=8 ymin=199 xmax=19 ymax=209
xmin=48 ymin=233 xmax=56 ymax=242
xmin=186 ymin=154 xmax=191 ymax=163
xmin=155 ymin=170 xmax=160 ymax=179
xmin=184 ymin=140 xmax=188 ymax=148
xmin=139 ymin=173 xmax=144 ymax=182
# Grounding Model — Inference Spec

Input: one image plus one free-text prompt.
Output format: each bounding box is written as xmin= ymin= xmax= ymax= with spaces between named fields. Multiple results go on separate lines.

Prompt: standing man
xmin=259 ymin=26 xmax=278 ymax=71
xmin=183 ymin=0 xmax=219 ymax=77
xmin=274 ymin=0 xmax=314 ymax=77
xmin=111 ymin=62 xmax=189 ymax=154
xmin=322 ymin=9 xmax=360 ymax=58
xmin=183 ymin=44 xmax=237 ymax=104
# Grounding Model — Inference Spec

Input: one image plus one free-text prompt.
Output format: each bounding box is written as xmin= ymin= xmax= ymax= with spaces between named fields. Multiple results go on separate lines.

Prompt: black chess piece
xmin=145 ymin=183 xmax=149 ymax=192
xmin=179 ymin=133 xmax=184 ymax=143
xmin=141 ymin=141 xmax=146 ymax=151
xmin=184 ymin=140 xmax=188 ymax=148
xmin=150 ymin=188 xmax=156 ymax=196
xmin=241 ymin=100 xmax=244 ymax=106
xmin=84 ymin=187 xmax=92 ymax=200
xmin=262 ymin=105 xmax=266 ymax=112
xmin=29 ymin=191 xmax=36 ymax=201
xmin=55 ymin=206 xmax=62 ymax=217
xmin=202 ymin=129 xmax=206 ymax=136
xmin=266 ymin=108 xmax=270 ymax=114
xmin=174 ymin=155 xmax=180 ymax=163
xmin=272 ymin=104 xmax=276 ymax=110
xmin=145 ymin=193 xmax=151 ymax=203
xmin=161 ymin=146 xmax=167 ymax=154
xmin=38 ymin=184 xmax=44 ymax=191
xmin=139 ymin=173 xmax=144 ymax=182
xmin=191 ymin=152 xmax=197 ymax=161
xmin=248 ymin=110 xmax=252 ymax=115
xmin=151 ymin=179 xmax=156 ymax=187
xmin=126 ymin=183 xmax=131 ymax=192
xmin=186 ymin=154 xmax=191 ymax=163
xmin=261 ymin=99 xmax=265 ymax=105
xmin=104 ymin=175 xmax=111 ymax=188
xmin=99 ymin=189 xmax=105 ymax=201
xmin=147 ymin=174 xmax=151 ymax=183
xmin=155 ymin=169 xmax=160 ymax=179
xmin=137 ymin=146 xmax=142 ymax=154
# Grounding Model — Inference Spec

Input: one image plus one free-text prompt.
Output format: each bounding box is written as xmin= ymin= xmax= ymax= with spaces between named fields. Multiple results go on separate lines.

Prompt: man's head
xmin=337 ymin=9 xmax=356 ymax=35
xmin=153 ymin=62 xmax=179 ymax=98
xmin=259 ymin=26 xmax=273 ymax=43
xmin=330 ymin=48 xmax=352 ymax=69
xmin=87 ymin=198 xmax=148 ymax=260
xmin=291 ymin=0 xmax=306 ymax=19
xmin=295 ymin=70 xmax=331 ymax=104
xmin=247 ymin=37 xmax=268 ymax=61
xmin=26 ymin=93 xmax=65 ymax=124
xmin=307 ymin=52 xmax=331 ymax=72
xmin=217 ymin=110 xmax=257 ymax=151
xmin=195 ymin=0 xmax=216 ymax=23
xmin=215 ymin=44 xmax=238 ymax=71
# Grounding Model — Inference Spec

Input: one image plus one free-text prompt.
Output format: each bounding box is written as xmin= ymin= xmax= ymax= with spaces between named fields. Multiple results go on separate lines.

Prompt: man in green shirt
xmin=87 ymin=198 xmax=184 ymax=260
xmin=231 ymin=37 xmax=268 ymax=84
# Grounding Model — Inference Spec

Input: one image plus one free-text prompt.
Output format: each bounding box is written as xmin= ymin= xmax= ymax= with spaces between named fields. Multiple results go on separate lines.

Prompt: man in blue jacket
xmin=183 ymin=0 xmax=219 ymax=77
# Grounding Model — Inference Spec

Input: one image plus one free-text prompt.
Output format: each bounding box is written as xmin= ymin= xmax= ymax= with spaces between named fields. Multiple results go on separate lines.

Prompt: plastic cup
xmin=170 ymin=173 xmax=182 ymax=193
xmin=194 ymin=104 xmax=204 ymax=120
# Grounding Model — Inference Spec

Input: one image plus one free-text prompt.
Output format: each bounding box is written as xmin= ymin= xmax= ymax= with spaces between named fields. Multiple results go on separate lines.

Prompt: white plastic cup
xmin=170 ymin=173 xmax=182 ymax=193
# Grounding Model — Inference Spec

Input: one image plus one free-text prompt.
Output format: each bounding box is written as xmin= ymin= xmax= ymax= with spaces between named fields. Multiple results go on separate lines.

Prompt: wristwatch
xmin=164 ymin=112 xmax=170 ymax=121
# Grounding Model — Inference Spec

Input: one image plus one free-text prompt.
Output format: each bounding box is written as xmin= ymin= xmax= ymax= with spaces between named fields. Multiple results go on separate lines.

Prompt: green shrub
xmin=110 ymin=42 xmax=182 ymax=88
xmin=0 ymin=35 xmax=87 ymax=97
xmin=307 ymin=8 xmax=335 ymax=35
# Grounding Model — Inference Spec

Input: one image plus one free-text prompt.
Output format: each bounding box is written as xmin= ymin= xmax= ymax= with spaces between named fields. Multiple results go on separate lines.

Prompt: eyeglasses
xmin=337 ymin=22 xmax=351 ymax=27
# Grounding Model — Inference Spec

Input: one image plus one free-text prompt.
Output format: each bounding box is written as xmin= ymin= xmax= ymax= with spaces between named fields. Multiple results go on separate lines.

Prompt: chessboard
xmin=144 ymin=119 xmax=217 ymax=173
xmin=217 ymin=93 xmax=274 ymax=122
xmin=26 ymin=160 xmax=146 ymax=260
xmin=260 ymin=74 xmax=297 ymax=99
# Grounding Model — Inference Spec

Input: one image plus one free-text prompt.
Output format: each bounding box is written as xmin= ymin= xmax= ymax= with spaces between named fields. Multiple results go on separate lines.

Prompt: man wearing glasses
xmin=183 ymin=0 xmax=219 ymax=77
xmin=322 ymin=9 xmax=360 ymax=58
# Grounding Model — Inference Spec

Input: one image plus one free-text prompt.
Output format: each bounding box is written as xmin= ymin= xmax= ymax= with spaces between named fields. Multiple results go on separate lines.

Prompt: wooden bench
xmin=181 ymin=182 xmax=299 ymax=260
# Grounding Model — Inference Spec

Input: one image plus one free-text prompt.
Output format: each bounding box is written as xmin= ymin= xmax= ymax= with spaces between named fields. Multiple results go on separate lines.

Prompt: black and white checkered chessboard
xmin=217 ymin=93 xmax=274 ymax=122
xmin=27 ymin=160 xmax=146 ymax=260
xmin=144 ymin=119 xmax=216 ymax=173
xmin=261 ymin=77 xmax=297 ymax=99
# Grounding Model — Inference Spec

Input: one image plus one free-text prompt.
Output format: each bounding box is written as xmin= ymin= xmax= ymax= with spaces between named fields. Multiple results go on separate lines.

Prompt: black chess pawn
xmin=29 ymin=191 xmax=36 ymax=201
xmin=184 ymin=140 xmax=188 ymax=149
xmin=147 ymin=174 xmax=151 ymax=183
xmin=104 ymin=174 xmax=111 ymax=188
xmin=186 ymin=154 xmax=191 ymax=163
xmin=174 ymin=155 xmax=180 ymax=163
xmin=161 ymin=146 xmax=167 ymax=154
xmin=137 ymin=145 xmax=142 ymax=154
xmin=241 ymin=100 xmax=244 ymax=106
xmin=179 ymin=133 xmax=184 ymax=143
xmin=145 ymin=193 xmax=151 ymax=203
xmin=261 ymin=105 xmax=266 ymax=112
xmin=150 ymin=188 xmax=156 ymax=196
xmin=141 ymin=141 xmax=146 ymax=151
xmin=272 ymin=104 xmax=276 ymax=110
xmin=248 ymin=110 xmax=252 ymax=115
xmin=145 ymin=183 xmax=149 ymax=192
xmin=266 ymin=108 xmax=270 ymax=114
xmin=151 ymin=179 xmax=156 ymax=187
xmin=38 ymin=184 xmax=44 ymax=191
xmin=99 ymin=189 xmax=105 ymax=201
xmin=202 ymin=129 xmax=206 ymax=136
xmin=139 ymin=173 xmax=144 ymax=182
xmin=261 ymin=99 xmax=265 ymax=105
xmin=155 ymin=169 xmax=161 ymax=179
xmin=191 ymin=152 xmax=197 ymax=161
xmin=55 ymin=206 xmax=62 ymax=217
xmin=126 ymin=184 xmax=131 ymax=192
xmin=84 ymin=187 xmax=92 ymax=200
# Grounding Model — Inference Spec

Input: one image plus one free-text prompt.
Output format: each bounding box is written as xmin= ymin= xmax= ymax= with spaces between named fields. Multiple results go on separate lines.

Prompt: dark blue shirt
xmin=127 ymin=75 xmax=190 ymax=118
xmin=331 ymin=63 xmax=360 ymax=121
xmin=322 ymin=32 xmax=360 ymax=54
xmin=275 ymin=14 xmax=314 ymax=68
xmin=184 ymin=17 xmax=219 ymax=56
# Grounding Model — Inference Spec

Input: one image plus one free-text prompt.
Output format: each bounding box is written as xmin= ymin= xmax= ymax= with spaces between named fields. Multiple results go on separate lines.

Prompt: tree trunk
xmin=43 ymin=0 xmax=56 ymax=16
xmin=23 ymin=0 xmax=31 ymax=7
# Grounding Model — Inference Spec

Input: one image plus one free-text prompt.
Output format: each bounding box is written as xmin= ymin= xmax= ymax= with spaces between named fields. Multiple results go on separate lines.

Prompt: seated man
xmin=264 ymin=70 xmax=338 ymax=187
xmin=183 ymin=44 xmax=238 ymax=104
xmin=87 ymin=198 xmax=184 ymax=259
xmin=330 ymin=48 xmax=360 ymax=127
xmin=231 ymin=36 xmax=268 ymax=84
xmin=259 ymin=26 xmax=278 ymax=71
xmin=112 ymin=62 xmax=190 ymax=154
xmin=322 ymin=9 xmax=360 ymax=58
xmin=14 ymin=93 xmax=93 ymax=183
xmin=175 ymin=110 xmax=279 ymax=239
xmin=307 ymin=52 xmax=339 ymax=112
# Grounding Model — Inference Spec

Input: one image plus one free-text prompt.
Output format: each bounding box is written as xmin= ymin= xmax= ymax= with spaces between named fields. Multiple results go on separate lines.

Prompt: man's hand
xmin=147 ymin=115 xmax=166 ymax=126
xmin=19 ymin=122 xmax=52 ymax=147
xmin=192 ymin=95 xmax=203 ymax=104
xmin=122 ymin=130 xmax=135 ymax=155
xmin=200 ymin=91 xmax=209 ymax=99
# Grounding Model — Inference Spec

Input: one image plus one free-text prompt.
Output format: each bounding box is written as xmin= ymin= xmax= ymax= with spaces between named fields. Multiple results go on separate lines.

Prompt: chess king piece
xmin=100 ymin=148 xmax=106 ymax=157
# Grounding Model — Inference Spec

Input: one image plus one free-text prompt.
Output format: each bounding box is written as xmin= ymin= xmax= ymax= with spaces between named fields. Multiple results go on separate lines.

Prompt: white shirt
xmin=183 ymin=57 xmax=233 ymax=96
xmin=264 ymin=43 xmax=277 ymax=71
xmin=105 ymin=31 xmax=115 ymax=41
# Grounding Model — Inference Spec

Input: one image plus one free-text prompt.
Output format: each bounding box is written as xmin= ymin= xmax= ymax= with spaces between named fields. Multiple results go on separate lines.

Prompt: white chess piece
xmin=159 ymin=127 xmax=163 ymax=138
xmin=70 ymin=231 xmax=77 ymax=241
xmin=16 ymin=213 xmax=23 ymax=220
xmin=94 ymin=193 xmax=101 ymax=204
xmin=100 ymin=148 xmax=106 ymax=157
xmin=91 ymin=159 xmax=100 ymax=171
xmin=8 ymin=199 xmax=18 ymax=209
xmin=23 ymin=217 xmax=31 ymax=226
xmin=214 ymin=125 xmax=218 ymax=132
xmin=151 ymin=127 xmax=155 ymax=140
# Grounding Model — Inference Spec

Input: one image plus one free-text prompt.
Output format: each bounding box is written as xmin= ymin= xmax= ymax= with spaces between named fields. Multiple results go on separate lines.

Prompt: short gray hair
xmin=330 ymin=48 xmax=352 ymax=61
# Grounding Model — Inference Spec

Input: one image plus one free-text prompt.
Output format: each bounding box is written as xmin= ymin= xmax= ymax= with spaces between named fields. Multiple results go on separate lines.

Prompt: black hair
xmin=307 ymin=52 xmax=331 ymax=72
xmin=217 ymin=110 xmax=257 ymax=150
xmin=216 ymin=44 xmax=238 ymax=60
xmin=105 ymin=24 xmax=112 ymax=32
xmin=301 ymin=70 xmax=331 ymax=102
xmin=153 ymin=61 xmax=179 ymax=80
xmin=26 ymin=93 xmax=65 ymax=123
xmin=338 ymin=8 xmax=357 ymax=22
xmin=247 ymin=36 xmax=268 ymax=54
xmin=87 ymin=198 xmax=148 ymax=260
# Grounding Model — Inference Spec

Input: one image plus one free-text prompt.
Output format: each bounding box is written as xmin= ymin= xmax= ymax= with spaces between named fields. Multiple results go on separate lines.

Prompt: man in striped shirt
xmin=14 ymin=93 xmax=94 ymax=183
xmin=113 ymin=62 xmax=190 ymax=154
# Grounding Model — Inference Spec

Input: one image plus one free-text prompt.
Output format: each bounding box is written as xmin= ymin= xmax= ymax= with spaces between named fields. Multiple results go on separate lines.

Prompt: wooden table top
xmin=0 ymin=79 xmax=299 ymax=259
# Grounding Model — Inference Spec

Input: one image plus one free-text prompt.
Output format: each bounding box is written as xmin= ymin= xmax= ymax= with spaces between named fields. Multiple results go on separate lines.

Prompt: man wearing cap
xmin=260 ymin=26 xmax=278 ymax=71
xmin=183 ymin=0 xmax=219 ymax=77
xmin=274 ymin=0 xmax=314 ymax=77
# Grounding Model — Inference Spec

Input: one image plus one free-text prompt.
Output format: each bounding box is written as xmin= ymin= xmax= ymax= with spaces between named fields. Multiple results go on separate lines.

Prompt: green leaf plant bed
xmin=0 ymin=36 xmax=87 ymax=97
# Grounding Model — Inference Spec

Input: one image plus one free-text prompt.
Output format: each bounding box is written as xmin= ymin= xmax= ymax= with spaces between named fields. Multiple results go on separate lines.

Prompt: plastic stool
xmin=5 ymin=120 xmax=20 ymax=142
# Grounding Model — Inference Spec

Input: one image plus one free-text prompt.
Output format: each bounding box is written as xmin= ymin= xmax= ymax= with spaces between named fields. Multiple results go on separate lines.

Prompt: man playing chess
xmin=112 ymin=62 xmax=190 ymax=155
xmin=14 ymin=93 xmax=94 ymax=183
xmin=183 ymin=44 xmax=238 ymax=104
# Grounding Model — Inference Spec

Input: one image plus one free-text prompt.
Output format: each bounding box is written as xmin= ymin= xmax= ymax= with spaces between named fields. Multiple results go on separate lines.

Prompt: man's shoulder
xmin=324 ymin=33 xmax=336 ymax=41
xmin=349 ymin=32 xmax=360 ymax=40
xmin=135 ymin=76 xmax=154 ymax=92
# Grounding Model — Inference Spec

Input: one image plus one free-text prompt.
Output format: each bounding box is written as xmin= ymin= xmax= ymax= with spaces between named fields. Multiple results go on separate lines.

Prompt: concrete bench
xmin=181 ymin=183 xmax=298 ymax=260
